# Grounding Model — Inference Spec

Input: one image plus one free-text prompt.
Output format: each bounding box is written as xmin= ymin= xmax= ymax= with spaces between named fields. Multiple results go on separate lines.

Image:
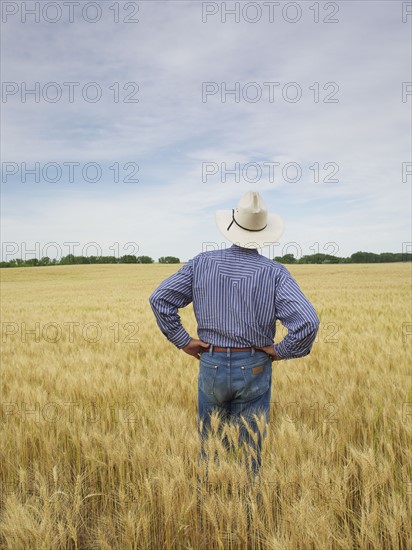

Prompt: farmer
xmin=149 ymin=191 xmax=320 ymax=482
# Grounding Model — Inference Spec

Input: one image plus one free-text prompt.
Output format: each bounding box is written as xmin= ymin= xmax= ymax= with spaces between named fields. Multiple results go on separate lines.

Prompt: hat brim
xmin=215 ymin=210 xmax=284 ymax=249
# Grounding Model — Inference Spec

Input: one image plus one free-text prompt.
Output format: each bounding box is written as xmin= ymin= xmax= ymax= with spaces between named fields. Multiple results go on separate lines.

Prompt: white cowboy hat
xmin=215 ymin=191 xmax=284 ymax=249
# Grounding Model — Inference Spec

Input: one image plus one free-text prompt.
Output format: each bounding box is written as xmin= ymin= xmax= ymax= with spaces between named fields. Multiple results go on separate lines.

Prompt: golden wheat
xmin=0 ymin=263 xmax=411 ymax=549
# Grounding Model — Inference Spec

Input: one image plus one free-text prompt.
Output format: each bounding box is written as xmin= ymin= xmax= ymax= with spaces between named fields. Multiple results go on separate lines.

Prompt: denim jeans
xmin=197 ymin=344 xmax=272 ymax=485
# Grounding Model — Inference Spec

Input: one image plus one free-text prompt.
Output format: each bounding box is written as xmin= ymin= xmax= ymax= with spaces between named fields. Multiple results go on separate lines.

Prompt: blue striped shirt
xmin=149 ymin=244 xmax=320 ymax=359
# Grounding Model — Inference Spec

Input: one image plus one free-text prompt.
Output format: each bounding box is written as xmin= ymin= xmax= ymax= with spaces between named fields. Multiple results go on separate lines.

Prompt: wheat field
xmin=0 ymin=262 xmax=411 ymax=550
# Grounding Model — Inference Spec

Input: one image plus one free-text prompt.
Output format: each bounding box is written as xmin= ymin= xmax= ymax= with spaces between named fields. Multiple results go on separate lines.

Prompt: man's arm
xmin=273 ymin=270 xmax=320 ymax=360
xmin=148 ymin=260 xmax=194 ymax=349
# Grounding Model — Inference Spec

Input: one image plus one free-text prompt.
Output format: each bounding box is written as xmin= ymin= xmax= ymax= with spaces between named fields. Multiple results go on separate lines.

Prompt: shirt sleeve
xmin=273 ymin=270 xmax=320 ymax=360
xmin=148 ymin=260 xmax=194 ymax=349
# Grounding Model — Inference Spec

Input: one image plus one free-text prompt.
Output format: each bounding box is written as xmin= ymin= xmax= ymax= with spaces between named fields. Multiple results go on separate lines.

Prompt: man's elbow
xmin=148 ymin=290 xmax=160 ymax=311
xmin=311 ymin=316 xmax=320 ymax=337
xmin=306 ymin=310 xmax=320 ymax=338
xmin=293 ymin=319 xmax=320 ymax=358
xmin=303 ymin=320 xmax=320 ymax=356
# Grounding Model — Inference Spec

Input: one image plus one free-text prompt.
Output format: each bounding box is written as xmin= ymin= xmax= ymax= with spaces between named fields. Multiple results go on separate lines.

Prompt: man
xmin=149 ymin=191 xmax=320 ymax=482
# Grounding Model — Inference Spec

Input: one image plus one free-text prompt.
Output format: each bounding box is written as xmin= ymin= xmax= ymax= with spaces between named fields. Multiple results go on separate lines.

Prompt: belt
xmin=209 ymin=346 xmax=253 ymax=352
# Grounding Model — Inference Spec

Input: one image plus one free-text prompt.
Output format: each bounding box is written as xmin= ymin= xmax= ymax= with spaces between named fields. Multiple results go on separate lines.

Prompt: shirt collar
xmin=229 ymin=244 xmax=259 ymax=254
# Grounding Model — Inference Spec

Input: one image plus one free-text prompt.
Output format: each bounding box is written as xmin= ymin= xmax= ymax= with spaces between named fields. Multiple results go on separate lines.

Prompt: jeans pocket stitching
xmin=241 ymin=364 xmax=270 ymax=399
xmin=199 ymin=363 xmax=218 ymax=396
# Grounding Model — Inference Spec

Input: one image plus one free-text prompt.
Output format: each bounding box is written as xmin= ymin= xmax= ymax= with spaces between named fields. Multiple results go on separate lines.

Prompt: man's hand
xmin=255 ymin=344 xmax=282 ymax=361
xmin=182 ymin=338 xmax=210 ymax=360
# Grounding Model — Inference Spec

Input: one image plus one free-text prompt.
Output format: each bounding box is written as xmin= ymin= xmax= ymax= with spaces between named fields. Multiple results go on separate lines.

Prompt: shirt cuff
xmin=169 ymin=327 xmax=192 ymax=349
xmin=274 ymin=342 xmax=289 ymax=360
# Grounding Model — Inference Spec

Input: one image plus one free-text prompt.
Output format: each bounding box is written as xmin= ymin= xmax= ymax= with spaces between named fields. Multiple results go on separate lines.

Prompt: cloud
xmin=1 ymin=0 xmax=410 ymax=261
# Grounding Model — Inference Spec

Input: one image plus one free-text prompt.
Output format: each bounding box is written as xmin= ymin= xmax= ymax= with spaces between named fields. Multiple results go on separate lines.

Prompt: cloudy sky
xmin=1 ymin=0 xmax=411 ymax=262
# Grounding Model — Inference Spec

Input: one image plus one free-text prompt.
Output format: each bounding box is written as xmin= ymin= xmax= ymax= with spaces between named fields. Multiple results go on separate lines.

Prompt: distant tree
xmin=378 ymin=252 xmax=397 ymax=263
xmin=158 ymin=256 xmax=180 ymax=264
xmin=88 ymin=256 xmax=99 ymax=264
xmin=26 ymin=258 xmax=39 ymax=266
xmin=60 ymin=254 xmax=75 ymax=264
xmin=274 ymin=253 xmax=296 ymax=264
xmin=119 ymin=255 xmax=137 ymax=264
xmin=137 ymin=255 xmax=154 ymax=264
xmin=298 ymin=253 xmax=341 ymax=264
xmin=351 ymin=251 xmax=379 ymax=263
xmin=102 ymin=256 xmax=118 ymax=264
xmin=74 ymin=256 xmax=90 ymax=264
xmin=39 ymin=256 xmax=51 ymax=266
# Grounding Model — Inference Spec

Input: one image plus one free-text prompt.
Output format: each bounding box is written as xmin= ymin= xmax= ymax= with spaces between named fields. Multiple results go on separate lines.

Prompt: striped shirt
xmin=149 ymin=244 xmax=320 ymax=359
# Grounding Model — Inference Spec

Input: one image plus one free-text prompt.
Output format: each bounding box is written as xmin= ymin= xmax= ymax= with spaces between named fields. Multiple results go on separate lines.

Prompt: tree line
xmin=0 ymin=251 xmax=410 ymax=268
xmin=273 ymin=252 xmax=412 ymax=264
xmin=0 ymin=255 xmax=180 ymax=268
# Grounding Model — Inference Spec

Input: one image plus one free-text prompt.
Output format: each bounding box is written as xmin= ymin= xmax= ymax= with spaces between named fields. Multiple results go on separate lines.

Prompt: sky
xmin=1 ymin=0 xmax=411 ymax=262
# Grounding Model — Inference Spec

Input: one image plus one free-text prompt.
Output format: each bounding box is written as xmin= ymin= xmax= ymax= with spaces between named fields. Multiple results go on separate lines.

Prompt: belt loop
xmin=251 ymin=347 xmax=255 ymax=356
xmin=226 ymin=347 xmax=230 ymax=358
xmin=209 ymin=344 xmax=213 ymax=355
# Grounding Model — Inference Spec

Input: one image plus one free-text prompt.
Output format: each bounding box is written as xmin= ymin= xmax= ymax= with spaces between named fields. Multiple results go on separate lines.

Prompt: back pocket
xmin=198 ymin=361 xmax=218 ymax=397
xmin=241 ymin=360 xmax=271 ymax=400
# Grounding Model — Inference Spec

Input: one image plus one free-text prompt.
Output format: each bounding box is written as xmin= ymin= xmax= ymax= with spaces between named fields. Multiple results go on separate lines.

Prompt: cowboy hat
xmin=215 ymin=191 xmax=284 ymax=249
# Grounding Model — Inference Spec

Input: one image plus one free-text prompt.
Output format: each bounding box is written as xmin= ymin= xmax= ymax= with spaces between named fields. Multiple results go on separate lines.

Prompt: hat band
xmin=226 ymin=209 xmax=267 ymax=232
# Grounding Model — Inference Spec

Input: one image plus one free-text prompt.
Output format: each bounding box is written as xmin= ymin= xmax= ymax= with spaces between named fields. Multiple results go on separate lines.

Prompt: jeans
xmin=197 ymin=344 xmax=272 ymax=485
